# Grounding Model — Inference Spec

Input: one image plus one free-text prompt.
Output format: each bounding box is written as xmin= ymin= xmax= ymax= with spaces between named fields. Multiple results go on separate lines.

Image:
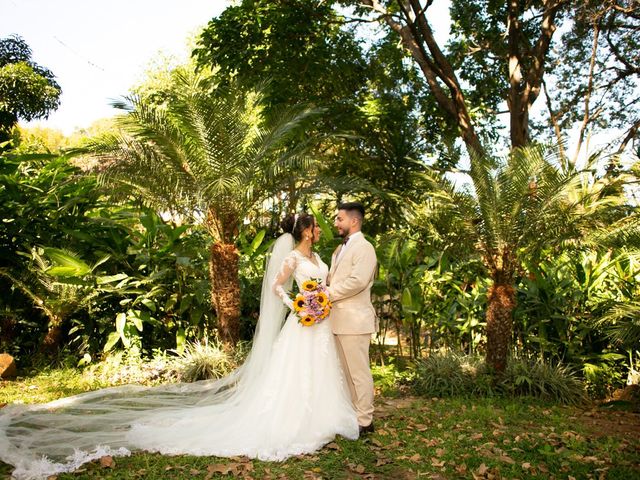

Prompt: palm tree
xmin=83 ymin=72 xmax=318 ymax=345
xmin=421 ymin=145 xmax=629 ymax=372
xmin=0 ymin=248 xmax=107 ymax=354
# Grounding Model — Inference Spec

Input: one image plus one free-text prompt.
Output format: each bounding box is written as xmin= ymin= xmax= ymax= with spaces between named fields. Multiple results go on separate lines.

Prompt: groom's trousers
xmin=334 ymin=333 xmax=374 ymax=427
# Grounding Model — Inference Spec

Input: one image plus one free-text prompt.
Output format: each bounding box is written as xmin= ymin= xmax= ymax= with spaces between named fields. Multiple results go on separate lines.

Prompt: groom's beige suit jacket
xmin=327 ymin=233 xmax=378 ymax=334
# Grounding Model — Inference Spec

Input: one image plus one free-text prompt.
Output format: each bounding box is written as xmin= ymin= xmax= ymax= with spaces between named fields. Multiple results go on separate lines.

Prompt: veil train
xmin=0 ymin=234 xmax=296 ymax=480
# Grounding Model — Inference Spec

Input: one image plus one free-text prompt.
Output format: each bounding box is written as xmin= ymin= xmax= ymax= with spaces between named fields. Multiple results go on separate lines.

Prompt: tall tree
xmin=344 ymin=0 xmax=570 ymax=155
xmin=194 ymin=0 xmax=440 ymax=233
xmin=420 ymin=145 xmax=628 ymax=371
xmin=543 ymin=0 xmax=640 ymax=161
xmin=84 ymin=71 xmax=317 ymax=345
xmin=0 ymin=35 xmax=61 ymax=146
xmin=194 ymin=0 xmax=367 ymax=122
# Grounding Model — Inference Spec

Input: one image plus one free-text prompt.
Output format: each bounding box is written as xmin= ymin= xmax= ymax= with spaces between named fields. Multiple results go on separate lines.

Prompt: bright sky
xmin=1 ymin=0 xmax=228 ymax=134
xmin=1 ymin=0 xmax=453 ymax=135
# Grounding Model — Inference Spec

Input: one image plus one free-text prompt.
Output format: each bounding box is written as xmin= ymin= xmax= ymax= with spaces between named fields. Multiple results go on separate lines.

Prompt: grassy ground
xmin=1 ymin=371 xmax=639 ymax=479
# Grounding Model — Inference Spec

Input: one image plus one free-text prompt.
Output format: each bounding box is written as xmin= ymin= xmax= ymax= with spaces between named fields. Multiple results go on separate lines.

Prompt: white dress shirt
xmin=336 ymin=231 xmax=363 ymax=264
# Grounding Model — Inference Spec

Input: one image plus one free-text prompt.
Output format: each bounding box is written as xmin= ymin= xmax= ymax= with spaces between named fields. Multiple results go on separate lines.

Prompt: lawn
xmin=1 ymin=371 xmax=639 ymax=479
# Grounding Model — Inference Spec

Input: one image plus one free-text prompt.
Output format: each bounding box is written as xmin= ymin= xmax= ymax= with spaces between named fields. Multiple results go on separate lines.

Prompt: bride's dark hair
xmin=280 ymin=212 xmax=314 ymax=242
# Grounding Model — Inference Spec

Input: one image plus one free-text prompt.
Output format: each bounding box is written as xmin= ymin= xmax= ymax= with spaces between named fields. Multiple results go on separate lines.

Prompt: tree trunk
xmin=360 ymin=0 xmax=485 ymax=159
xmin=485 ymin=282 xmax=516 ymax=373
xmin=209 ymin=242 xmax=241 ymax=345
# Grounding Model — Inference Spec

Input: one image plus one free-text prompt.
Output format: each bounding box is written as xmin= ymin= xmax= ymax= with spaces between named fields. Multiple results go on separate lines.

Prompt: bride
xmin=0 ymin=212 xmax=359 ymax=480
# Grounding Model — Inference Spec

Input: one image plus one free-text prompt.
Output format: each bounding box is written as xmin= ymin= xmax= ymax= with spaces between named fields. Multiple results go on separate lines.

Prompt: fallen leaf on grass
xmin=99 ymin=456 xmax=115 ymax=468
xmin=470 ymin=432 xmax=483 ymax=440
xmin=383 ymin=440 xmax=404 ymax=450
xmin=409 ymin=453 xmax=421 ymax=462
xmin=430 ymin=458 xmax=445 ymax=467
xmin=477 ymin=463 xmax=488 ymax=475
xmin=325 ymin=442 xmax=341 ymax=451
xmin=206 ymin=463 xmax=233 ymax=477
xmin=428 ymin=474 xmax=447 ymax=480
xmin=498 ymin=454 xmax=515 ymax=465
xmin=420 ymin=438 xmax=440 ymax=447
xmin=435 ymin=448 xmax=446 ymax=457
xmin=455 ymin=464 xmax=467 ymax=474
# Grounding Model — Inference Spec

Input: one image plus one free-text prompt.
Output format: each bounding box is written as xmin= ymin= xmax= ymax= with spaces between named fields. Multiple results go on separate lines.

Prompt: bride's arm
xmin=272 ymin=253 xmax=297 ymax=310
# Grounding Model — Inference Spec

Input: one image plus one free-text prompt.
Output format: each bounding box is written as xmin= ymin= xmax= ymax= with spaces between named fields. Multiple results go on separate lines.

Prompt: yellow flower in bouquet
xmin=316 ymin=291 xmax=329 ymax=307
xmin=293 ymin=294 xmax=306 ymax=312
xmin=299 ymin=314 xmax=315 ymax=326
xmin=302 ymin=280 xmax=318 ymax=291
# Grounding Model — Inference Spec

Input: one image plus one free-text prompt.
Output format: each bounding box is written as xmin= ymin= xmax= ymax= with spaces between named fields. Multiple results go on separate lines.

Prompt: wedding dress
xmin=0 ymin=234 xmax=358 ymax=480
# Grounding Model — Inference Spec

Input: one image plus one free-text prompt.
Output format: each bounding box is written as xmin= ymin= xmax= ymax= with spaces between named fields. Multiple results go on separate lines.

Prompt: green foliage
xmin=0 ymin=35 xmax=61 ymax=142
xmin=583 ymin=358 xmax=628 ymax=399
xmin=414 ymin=351 xmax=496 ymax=398
xmin=371 ymin=360 xmax=414 ymax=397
xmin=515 ymin=249 xmax=635 ymax=359
xmin=0 ymin=151 xmax=215 ymax=365
xmin=193 ymin=0 xmax=437 ymax=234
xmin=501 ymin=357 xmax=586 ymax=405
xmin=414 ymin=351 xmax=585 ymax=404
xmin=374 ymin=233 xmax=488 ymax=359
xmin=173 ymin=339 xmax=235 ymax=382
xmin=194 ymin=0 xmax=366 ymax=116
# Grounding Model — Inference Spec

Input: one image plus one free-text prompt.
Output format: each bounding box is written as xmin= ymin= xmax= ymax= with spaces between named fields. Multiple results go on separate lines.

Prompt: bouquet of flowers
xmin=292 ymin=278 xmax=332 ymax=327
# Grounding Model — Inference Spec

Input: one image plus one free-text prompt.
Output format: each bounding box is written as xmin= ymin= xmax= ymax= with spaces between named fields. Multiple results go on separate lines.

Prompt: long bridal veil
xmin=0 ymin=233 xmax=295 ymax=480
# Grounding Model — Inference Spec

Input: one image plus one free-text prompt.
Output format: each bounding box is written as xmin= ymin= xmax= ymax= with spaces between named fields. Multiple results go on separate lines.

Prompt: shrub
xmin=583 ymin=360 xmax=627 ymax=399
xmin=413 ymin=351 xmax=585 ymax=404
xmin=372 ymin=360 xmax=415 ymax=396
xmin=413 ymin=350 xmax=479 ymax=397
xmin=501 ymin=357 xmax=586 ymax=405
xmin=173 ymin=340 xmax=234 ymax=382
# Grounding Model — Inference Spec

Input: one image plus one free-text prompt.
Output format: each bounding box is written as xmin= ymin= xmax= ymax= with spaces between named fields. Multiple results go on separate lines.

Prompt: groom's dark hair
xmin=338 ymin=201 xmax=365 ymax=221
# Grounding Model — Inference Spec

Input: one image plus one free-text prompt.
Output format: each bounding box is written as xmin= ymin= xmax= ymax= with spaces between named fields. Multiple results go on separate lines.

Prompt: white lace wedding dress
xmin=0 ymin=237 xmax=358 ymax=480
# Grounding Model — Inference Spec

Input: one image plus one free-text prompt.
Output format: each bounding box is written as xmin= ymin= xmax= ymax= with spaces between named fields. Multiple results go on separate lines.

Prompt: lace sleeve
xmin=272 ymin=252 xmax=297 ymax=310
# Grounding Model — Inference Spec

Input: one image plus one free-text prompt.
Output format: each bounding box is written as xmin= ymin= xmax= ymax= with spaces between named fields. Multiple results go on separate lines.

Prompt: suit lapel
xmin=330 ymin=245 xmax=341 ymax=276
xmin=332 ymin=235 xmax=361 ymax=273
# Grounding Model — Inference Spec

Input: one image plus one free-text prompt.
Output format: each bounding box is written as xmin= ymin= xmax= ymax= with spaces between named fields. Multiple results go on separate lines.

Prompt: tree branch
xmin=572 ymin=19 xmax=601 ymax=165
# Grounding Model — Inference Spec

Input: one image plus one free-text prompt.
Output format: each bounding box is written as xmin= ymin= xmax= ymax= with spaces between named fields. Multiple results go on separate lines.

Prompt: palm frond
xmin=596 ymin=301 xmax=640 ymax=347
xmin=77 ymin=73 xmax=319 ymax=241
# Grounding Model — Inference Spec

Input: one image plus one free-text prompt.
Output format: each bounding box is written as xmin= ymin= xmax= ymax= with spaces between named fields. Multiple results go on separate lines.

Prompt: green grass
xmin=1 ymin=372 xmax=639 ymax=479
xmin=0 ymin=368 xmax=111 ymax=405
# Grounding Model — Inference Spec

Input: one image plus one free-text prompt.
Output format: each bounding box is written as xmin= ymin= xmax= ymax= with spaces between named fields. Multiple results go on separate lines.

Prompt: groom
xmin=327 ymin=202 xmax=377 ymax=435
